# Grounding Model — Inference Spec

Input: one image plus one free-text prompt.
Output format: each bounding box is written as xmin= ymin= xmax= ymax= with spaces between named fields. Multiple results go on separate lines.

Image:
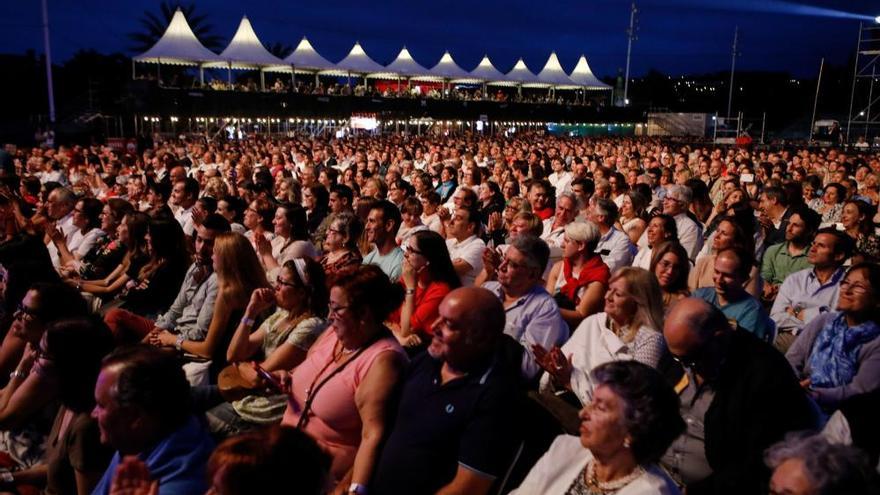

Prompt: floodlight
xmin=875 ymin=15 xmax=880 ymax=23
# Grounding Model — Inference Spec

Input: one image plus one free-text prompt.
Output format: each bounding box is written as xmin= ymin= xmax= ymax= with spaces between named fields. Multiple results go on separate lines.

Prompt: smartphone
xmin=740 ymin=173 xmax=754 ymax=183
xmin=251 ymin=362 xmax=284 ymax=393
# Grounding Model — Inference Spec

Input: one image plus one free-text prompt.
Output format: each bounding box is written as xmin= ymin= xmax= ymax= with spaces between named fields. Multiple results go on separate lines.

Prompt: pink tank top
xmin=281 ymin=329 xmax=406 ymax=479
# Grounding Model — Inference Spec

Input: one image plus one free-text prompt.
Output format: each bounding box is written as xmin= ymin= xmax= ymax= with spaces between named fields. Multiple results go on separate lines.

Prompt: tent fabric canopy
xmin=469 ymin=55 xmax=509 ymax=85
xmin=370 ymin=47 xmax=436 ymax=79
xmin=327 ymin=42 xmax=386 ymax=75
xmin=135 ymin=10 xmax=611 ymax=89
xmin=505 ymin=58 xmax=543 ymax=86
xmin=203 ymin=16 xmax=286 ymax=71
xmin=284 ymin=37 xmax=337 ymax=73
xmin=133 ymin=8 xmax=223 ymax=66
xmin=428 ymin=51 xmax=476 ymax=81
xmin=531 ymin=52 xmax=578 ymax=89
xmin=569 ymin=55 xmax=612 ymax=90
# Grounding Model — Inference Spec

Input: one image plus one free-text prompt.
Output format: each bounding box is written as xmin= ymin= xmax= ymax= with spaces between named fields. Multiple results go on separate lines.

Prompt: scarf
xmin=809 ymin=312 xmax=880 ymax=388
xmin=560 ymin=255 xmax=610 ymax=304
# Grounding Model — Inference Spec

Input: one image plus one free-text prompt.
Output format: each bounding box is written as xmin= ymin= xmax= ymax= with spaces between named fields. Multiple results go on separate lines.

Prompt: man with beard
xmin=362 ymin=200 xmax=404 ymax=281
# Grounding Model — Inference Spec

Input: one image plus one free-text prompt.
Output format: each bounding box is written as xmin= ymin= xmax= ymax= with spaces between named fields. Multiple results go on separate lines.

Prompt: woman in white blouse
xmin=534 ymin=266 xmax=666 ymax=405
xmin=49 ymin=197 xmax=105 ymax=271
xmin=512 ymin=361 xmax=683 ymax=495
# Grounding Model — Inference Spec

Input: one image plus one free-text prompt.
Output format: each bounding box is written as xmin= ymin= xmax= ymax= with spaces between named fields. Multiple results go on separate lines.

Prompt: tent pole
xmin=227 ymin=62 xmax=232 ymax=88
xmin=290 ymin=65 xmax=295 ymax=90
xmin=199 ymin=65 xmax=204 ymax=86
xmin=131 ymin=59 xmax=135 ymax=80
xmin=157 ymin=57 xmax=161 ymax=86
xmin=260 ymin=69 xmax=265 ymax=91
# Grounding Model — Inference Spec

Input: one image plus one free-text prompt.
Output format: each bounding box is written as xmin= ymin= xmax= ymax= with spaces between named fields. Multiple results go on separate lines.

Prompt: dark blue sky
xmin=1 ymin=0 xmax=877 ymax=77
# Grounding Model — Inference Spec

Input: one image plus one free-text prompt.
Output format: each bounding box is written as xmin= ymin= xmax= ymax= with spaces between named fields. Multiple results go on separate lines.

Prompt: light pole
xmin=727 ymin=26 xmax=739 ymax=120
xmin=623 ymin=2 xmax=638 ymax=107
xmin=41 ymin=0 xmax=56 ymax=127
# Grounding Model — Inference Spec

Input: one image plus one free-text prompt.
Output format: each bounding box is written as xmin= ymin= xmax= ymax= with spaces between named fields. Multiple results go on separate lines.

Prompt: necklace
xmin=582 ymin=459 xmax=645 ymax=494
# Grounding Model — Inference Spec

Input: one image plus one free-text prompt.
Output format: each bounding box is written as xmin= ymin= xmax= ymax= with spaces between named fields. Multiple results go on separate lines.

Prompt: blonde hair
xmin=609 ymin=267 xmax=665 ymax=341
xmin=213 ymin=232 xmax=270 ymax=303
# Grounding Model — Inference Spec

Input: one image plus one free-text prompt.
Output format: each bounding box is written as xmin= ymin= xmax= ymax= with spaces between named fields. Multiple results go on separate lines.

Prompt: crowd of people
xmin=0 ymin=132 xmax=877 ymax=494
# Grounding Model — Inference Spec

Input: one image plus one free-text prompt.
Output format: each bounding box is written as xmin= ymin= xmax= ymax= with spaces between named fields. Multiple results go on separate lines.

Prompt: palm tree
xmin=266 ymin=42 xmax=294 ymax=60
xmin=128 ymin=1 xmax=224 ymax=54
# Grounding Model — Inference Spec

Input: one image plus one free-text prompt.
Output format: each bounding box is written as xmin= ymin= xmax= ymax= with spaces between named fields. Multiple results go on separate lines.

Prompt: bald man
xmin=371 ymin=288 xmax=523 ymax=495
xmin=659 ymin=298 xmax=813 ymax=495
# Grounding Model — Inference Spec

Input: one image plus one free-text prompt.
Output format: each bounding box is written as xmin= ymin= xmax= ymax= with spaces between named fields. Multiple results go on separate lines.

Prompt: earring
xmin=623 ymin=438 xmax=631 ymax=449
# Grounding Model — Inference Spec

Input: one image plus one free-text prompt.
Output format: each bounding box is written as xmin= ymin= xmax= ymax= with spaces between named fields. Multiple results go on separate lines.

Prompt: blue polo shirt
xmin=694 ymin=287 xmax=776 ymax=342
xmin=370 ymin=349 xmax=523 ymax=495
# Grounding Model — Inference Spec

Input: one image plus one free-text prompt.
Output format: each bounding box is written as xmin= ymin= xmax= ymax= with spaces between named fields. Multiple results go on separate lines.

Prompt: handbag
xmin=217 ymin=362 xmax=262 ymax=402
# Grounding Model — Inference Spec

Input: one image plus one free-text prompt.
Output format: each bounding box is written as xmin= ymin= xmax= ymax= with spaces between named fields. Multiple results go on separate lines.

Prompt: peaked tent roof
xmin=470 ymin=55 xmax=509 ymax=85
xmin=531 ymin=52 xmax=578 ymax=88
xmin=369 ymin=47 xmax=435 ymax=79
xmin=569 ymin=55 xmax=612 ymax=90
xmin=429 ymin=51 xmax=476 ymax=81
xmin=133 ymin=8 xmax=223 ymax=65
xmin=328 ymin=42 xmax=386 ymax=75
xmin=505 ymin=58 xmax=544 ymax=86
xmin=203 ymin=16 xmax=286 ymax=71
xmin=283 ymin=37 xmax=337 ymax=73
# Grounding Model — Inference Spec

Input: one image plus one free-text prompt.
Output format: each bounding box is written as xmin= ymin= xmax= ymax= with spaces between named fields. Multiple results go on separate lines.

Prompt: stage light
xmin=875 ymin=15 xmax=880 ymax=24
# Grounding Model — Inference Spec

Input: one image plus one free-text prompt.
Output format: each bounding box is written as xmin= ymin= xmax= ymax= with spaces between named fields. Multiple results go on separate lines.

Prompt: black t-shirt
xmin=370 ymin=349 xmax=523 ymax=495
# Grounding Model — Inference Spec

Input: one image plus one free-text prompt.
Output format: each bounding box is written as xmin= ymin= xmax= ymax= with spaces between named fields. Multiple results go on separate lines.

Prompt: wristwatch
xmin=175 ymin=334 xmax=185 ymax=351
xmin=348 ymin=483 xmax=367 ymax=495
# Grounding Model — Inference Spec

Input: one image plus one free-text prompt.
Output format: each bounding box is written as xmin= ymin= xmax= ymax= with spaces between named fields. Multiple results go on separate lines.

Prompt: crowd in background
xmin=0 ymin=133 xmax=877 ymax=494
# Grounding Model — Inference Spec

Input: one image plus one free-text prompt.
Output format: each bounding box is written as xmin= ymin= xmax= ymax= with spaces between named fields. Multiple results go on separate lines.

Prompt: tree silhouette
xmin=266 ymin=42 xmax=294 ymax=60
xmin=128 ymin=1 xmax=224 ymax=54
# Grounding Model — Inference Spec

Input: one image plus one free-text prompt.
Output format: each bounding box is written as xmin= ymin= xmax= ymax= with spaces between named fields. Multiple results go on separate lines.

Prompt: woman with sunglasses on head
xmin=387 ymin=230 xmax=460 ymax=350
xmin=786 ymin=262 xmax=880 ymax=410
xmin=204 ymin=258 xmax=328 ymax=437
xmin=278 ymin=265 xmax=407 ymax=490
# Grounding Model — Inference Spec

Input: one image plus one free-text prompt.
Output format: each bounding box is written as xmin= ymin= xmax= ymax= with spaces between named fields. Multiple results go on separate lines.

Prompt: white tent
xmin=133 ymin=8 xmax=222 ymax=66
xmin=569 ymin=55 xmax=611 ymax=90
xmin=327 ymin=42 xmax=386 ymax=75
xmin=204 ymin=16 xmax=285 ymax=71
xmin=469 ymin=55 xmax=509 ymax=85
xmin=531 ymin=52 xmax=578 ymax=89
xmin=428 ymin=51 xmax=475 ymax=81
xmin=284 ymin=37 xmax=337 ymax=73
xmin=370 ymin=47 xmax=435 ymax=79
xmin=506 ymin=58 xmax=543 ymax=86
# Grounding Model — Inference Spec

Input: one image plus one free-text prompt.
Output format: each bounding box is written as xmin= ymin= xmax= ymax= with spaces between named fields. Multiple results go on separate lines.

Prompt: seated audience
xmin=786 ymin=262 xmax=880 ymax=410
xmin=765 ymin=433 xmax=878 ymax=495
xmin=513 ymin=361 xmax=684 ymax=494
xmin=633 ymin=213 xmax=677 ymax=270
xmin=387 ymin=230 xmax=460 ymax=349
xmin=545 ymin=221 xmax=609 ymax=328
xmin=650 ymin=241 xmax=691 ymax=309
xmin=362 ymin=200 xmax=404 ymax=282
xmin=761 ymin=205 xmax=817 ymax=302
xmin=279 ymin=265 xmax=408 ymax=488
xmin=371 ymin=288 xmax=523 ymax=495
xmin=536 ymin=267 xmax=666 ymax=404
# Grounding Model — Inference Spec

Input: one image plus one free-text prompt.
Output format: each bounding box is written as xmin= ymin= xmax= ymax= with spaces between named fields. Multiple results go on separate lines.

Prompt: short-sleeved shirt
xmin=694 ymin=287 xmax=775 ymax=342
xmin=363 ymin=246 xmax=405 ymax=281
xmin=45 ymin=410 xmax=113 ymax=495
xmin=370 ymin=351 xmax=523 ymax=495
xmin=446 ymin=235 xmax=486 ymax=287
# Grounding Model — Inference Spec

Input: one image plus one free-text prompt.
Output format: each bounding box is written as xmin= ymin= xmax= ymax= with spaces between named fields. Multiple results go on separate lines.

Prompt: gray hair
xmin=764 ymin=433 xmax=876 ymax=495
xmin=508 ymin=235 xmax=550 ymax=273
xmin=666 ymin=185 xmax=692 ymax=205
xmin=565 ymin=221 xmax=600 ymax=253
xmin=558 ymin=191 xmax=579 ymax=209
xmin=592 ymin=197 xmax=619 ymax=225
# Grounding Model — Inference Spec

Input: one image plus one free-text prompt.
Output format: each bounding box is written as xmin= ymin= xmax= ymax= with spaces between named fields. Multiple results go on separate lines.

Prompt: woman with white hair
xmin=765 ymin=434 xmax=877 ymax=495
xmin=545 ymin=221 xmax=610 ymax=328
xmin=535 ymin=267 xmax=667 ymax=405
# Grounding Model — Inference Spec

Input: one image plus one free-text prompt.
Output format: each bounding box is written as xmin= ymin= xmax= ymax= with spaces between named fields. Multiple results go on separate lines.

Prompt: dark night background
xmin=1 ymin=0 xmax=879 ymax=141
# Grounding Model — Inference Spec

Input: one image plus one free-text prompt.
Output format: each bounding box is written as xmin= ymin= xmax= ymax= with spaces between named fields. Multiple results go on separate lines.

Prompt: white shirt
xmin=596 ymin=226 xmax=636 ymax=274
xmin=674 ymin=213 xmax=703 ymax=261
xmin=548 ymin=171 xmax=573 ymax=198
xmin=633 ymin=246 xmax=653 ymax=270
xmin=540 ymin=312 xmax=665 ymax=404
xmin=446 ymin=235 xmax=485 ymax=287
xmin=540 ymin=218 xmax=567 ymax=249
xmin=174 ymin=205 xmax=195 ymax=237
xmin=512 ymin=435 xmax=680 ymax=495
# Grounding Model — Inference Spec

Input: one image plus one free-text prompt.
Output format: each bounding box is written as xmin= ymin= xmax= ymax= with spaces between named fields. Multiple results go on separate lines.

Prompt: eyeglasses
xmin=276 ymin=276 xmax=298 ymax=289
xmin=840 ymin=280 xmax=870 ymax=295
xmin=14 ymin=303 xmax=39 ymax=321
xmin=328 ymin=304 xmax=350 ymax=316
xmin=407 ymin=246 xmax=424 ymax=256
xmin=671 ymin=353 xmax=700 ymax=369
xmin=500 ymin=257 xmax=530 ymax=271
